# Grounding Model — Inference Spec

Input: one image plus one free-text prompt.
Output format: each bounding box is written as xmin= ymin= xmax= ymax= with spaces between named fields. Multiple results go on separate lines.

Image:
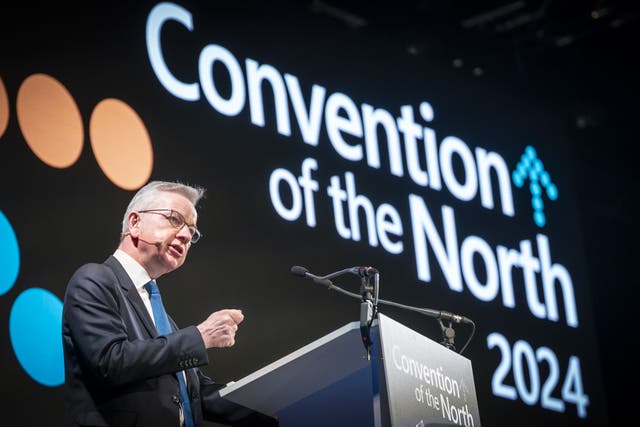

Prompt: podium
xmin=213 ymin=313 xmax=481 ymax=427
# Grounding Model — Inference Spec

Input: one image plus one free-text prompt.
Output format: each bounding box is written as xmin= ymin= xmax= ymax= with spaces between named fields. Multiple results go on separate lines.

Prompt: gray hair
xmin=120 ymin=181 xmax=205 ymax=238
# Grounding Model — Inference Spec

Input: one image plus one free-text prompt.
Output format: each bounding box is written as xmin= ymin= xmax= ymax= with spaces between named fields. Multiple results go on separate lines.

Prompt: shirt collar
xmin=113 ymin=249 xmax=153 ymax=291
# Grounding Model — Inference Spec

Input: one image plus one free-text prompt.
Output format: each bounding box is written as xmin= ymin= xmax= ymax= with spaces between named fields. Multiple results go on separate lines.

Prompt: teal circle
xmin=512 ymin=170 xmax=524 ymax=187
xmin=9 ymin=288 xmax=64 ymax=387
xmin=534 ymin=211 xmax=546 ymax=227
xmin=532 ymin=195 xmax=544 ymax=210
xmin=533 ymin=158 xmax=544 ymax=173
xmin=540 ymin=171 xmax=551 ymax=186
xmin=0 ymin=211 xmax=20 ymax=296
xmin=530 ymin=181 xmax=541 ymax=196
xmin=547 ymin=183 xmax=559 ymax=200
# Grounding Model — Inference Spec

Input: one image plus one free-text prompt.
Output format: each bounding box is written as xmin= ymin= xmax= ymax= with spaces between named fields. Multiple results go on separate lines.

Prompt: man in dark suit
xmin=62 ymin=181 xmax=270 ymax=426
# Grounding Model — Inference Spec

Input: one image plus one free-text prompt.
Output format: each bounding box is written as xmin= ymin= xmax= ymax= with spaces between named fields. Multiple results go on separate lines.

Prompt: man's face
xmin=131 ymin=191 xmax=198 ymax=278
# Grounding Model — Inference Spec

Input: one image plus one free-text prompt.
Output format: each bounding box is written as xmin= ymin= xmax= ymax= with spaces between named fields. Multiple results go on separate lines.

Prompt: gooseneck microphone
xmin=290 ymin=265 xmax=476 ymax=354
xmin=292 ymin=265 xmax=379 ymax=358
xmin=290 ymin=265 xmax=335 ymax=288
xmin=290 ymin=265 xmax=310 ymax=277
xmin=292 ymin=265 xmax=378 ymax=280
xmin=290 ymin=265 xmax=472 ymax=324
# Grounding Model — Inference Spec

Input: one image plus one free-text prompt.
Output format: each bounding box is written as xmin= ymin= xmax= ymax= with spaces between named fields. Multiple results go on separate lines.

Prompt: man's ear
xmin=127 ymin=212 xmax=141 ymax=238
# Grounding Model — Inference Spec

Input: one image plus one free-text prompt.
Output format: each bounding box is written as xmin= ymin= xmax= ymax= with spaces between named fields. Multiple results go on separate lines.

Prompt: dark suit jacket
xmin=62 ymin=256 xmax=236 ymax=427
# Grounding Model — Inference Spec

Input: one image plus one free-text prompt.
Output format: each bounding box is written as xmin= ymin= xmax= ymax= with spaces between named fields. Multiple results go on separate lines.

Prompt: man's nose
xmin=175 ymin=223 xmax=192 ymax=244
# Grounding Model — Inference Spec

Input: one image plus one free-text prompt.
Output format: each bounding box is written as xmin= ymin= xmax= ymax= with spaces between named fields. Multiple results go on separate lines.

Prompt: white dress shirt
xmin=113 ymin=249 xmax=156 ymax=324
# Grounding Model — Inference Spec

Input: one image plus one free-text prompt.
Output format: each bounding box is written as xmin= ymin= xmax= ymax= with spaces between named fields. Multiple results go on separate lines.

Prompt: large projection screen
xmin=2 ymin=1 xmax=627 ymax=426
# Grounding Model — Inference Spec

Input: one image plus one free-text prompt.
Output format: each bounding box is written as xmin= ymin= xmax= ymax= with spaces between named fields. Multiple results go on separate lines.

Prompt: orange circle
xmin=0 ymin=76 xmax=9 ymax=138
xmin=16 ymin=74 xmax=83 ymax=168
xmin=90 ymin=98 xmax=153 ymax=190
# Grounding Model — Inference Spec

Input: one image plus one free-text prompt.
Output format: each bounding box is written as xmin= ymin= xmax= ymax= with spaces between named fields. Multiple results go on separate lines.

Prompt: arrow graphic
xmin=512 ymin=145 xmax=558 ymax=227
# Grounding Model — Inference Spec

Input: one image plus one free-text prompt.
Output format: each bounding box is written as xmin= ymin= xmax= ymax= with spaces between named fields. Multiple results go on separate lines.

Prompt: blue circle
xmin=519 ymin=155 xmax=530 ymax=168
xmin=512 ymin=170 xmax=524 ymax=187
xmin=528 ymin=168 xmax=539 ymax=181
xmin=547 ymin=183 xmax=559 ymax=200
xmin=540 ymin=171 xmax=551 ymax=186
xmin=9 ymin=288 xmax=64 ymax=387
xmin=532 ymin=195 xmax=544 ymax=211
xmin=525 ymin=145 xmax=537 ymax=159
xmin=533 ymin=158 xmax=544 ymax=174
xmin=534 ymin=211 xmax=546 ymax=227
xmin=530 ymin=181 xmax=541 ymax=196
xmin=0 ymin=211 xmax=20 ymax=296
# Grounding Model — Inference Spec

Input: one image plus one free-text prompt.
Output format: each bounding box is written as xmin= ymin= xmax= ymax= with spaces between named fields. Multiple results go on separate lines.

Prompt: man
xmin=62 ymin=181 xmax=271 ymax=426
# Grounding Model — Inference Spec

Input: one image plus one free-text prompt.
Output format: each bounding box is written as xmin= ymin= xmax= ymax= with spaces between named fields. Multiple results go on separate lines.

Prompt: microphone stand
xmin=359 ymin=270 xmax=379 ymax=360
xmin=291 ymin=265 xmax=476 ymax=360
xmin=291 ymin=265 xmax=475 ymax=354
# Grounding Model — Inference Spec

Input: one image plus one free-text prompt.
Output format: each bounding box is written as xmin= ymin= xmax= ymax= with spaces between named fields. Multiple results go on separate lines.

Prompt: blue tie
xmin=145 ymin=280 xmax=195 ymax=427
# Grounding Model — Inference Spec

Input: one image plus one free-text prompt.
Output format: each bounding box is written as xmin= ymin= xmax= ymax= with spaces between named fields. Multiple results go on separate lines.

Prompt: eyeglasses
xmin=138 ymin=209 xmax=202 ymax=244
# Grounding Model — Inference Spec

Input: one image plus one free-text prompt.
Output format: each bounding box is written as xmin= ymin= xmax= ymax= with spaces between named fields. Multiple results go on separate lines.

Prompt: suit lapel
xmin=104 ymin=256 xmax=158 ymax=338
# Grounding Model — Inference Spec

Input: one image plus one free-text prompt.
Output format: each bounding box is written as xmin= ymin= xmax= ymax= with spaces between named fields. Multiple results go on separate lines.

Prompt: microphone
xmin=138 ymin=237 xmax=163 ymax=249
xmin=290 ymin=265 xmax=309 ymax=277
xmin=290 ymin=265 xmax=476 ymax=354
xmin=291 ymin=265 xmax=378 ymax=281
xmin=123 ymin=231 xmax=163 ymax=249
xmin=290 ymin=265 xmax=334 ymax=288
xmin=290 ymin=265 xmax=470 ymax=324
xmin=292 ymin=265 xmax=378 ymax=359
xmin=418 ymin=308 xmax=473 ymax=325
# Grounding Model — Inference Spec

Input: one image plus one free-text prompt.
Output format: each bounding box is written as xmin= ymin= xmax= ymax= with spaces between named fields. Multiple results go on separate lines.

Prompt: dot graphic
xmin=9 ymin=288 xmax=64 ymax=387
xmin=4 ymin=74 xmax=151 ymax=390
xmin=533 ymin=158 xmax=543 ymax=173
xmin=540 ymin=171 xmax=551 ymax=186
xmin=0 ymin=211 xmax=20 ymax=296
xmin=512 ymin=172 xmax=524 ymax=187
xmin=525 ymin=145 xmax=537 ymax=158
xmin=90 ymin=98 xmax=153 ymax=190
xmin=530 ymin=182 xmax=541 ymax=196
xmin=512 ymin=145 xmax=558 ymax=227
xmin=16 ymin=74 xmax=84 ymax=168
xmin=534 ymin=211 xmax=546 ymax=227
xmin=532 ymin=196 xmax=544 ymax=211
xmin=0 ymin=76 xmax=9 ymax=138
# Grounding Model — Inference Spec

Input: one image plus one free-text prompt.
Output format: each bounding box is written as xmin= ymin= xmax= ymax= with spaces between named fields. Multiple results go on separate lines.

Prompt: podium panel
xmin=276 ymin=364 xmax=376 ymax=427
xmin=214 ymin=314 xmax=481 ymax=427
xmin=216 ymin=322 xmax=377 ymax=426
xmin=378 ymin=314 xmax=481 ymax=427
